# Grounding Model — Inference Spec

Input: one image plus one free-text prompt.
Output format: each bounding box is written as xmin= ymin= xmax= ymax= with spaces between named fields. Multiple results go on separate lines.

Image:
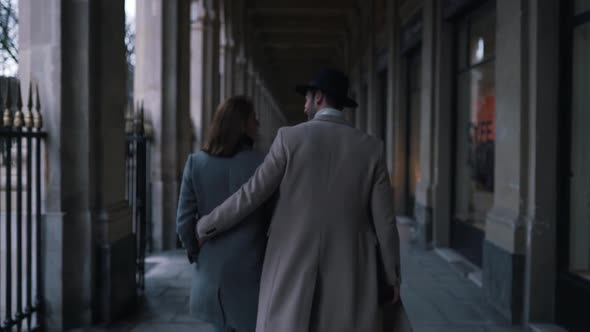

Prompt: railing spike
xmin=27 ymin=79 xmax=33 ymax=111
xmin=133 ymin=100 xmax=145 ymax=135
xmin=125 ymin=103 xmax=134 ymax=134
xmin=17 ymin=80 xmax=23 ymax=110
xmin=5 ymin=79 xmax=12 ymax=108
xmin=25 ymin=80 xmax=33 ymax=129
xmin=33 ymin=82 xmax=43 ymax=129
xmin=35 ymin=82 xmax=41 ymax=111
xmin=14 ymin=81 xmax=24 ymax=129
xmin=0 ymin=79 xmax=4 ymax=111
xmin=4 ymin=81 xmax=13 ymax=127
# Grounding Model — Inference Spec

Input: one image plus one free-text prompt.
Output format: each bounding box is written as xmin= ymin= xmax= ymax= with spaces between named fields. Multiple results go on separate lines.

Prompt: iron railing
xmin=125 ymin=102 xmax=152 ymax=292
xmin=0 ymin=77 xmax=46 ymax=332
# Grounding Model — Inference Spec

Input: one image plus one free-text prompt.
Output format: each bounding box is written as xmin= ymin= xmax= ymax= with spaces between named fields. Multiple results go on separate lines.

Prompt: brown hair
xmin=202 ymin=96 xmax=255 ymax=157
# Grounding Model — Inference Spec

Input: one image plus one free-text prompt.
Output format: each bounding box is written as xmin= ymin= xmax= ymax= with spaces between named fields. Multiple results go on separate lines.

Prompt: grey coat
xmin=176 ymin=148 xmax=271 ymax=330
xmin=197 ymin=114 xmax=410 ymax=332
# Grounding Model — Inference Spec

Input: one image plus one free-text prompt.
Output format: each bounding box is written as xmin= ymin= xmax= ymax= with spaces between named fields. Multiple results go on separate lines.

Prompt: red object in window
xmin=476 ymin=95 xmax=495 ymax=143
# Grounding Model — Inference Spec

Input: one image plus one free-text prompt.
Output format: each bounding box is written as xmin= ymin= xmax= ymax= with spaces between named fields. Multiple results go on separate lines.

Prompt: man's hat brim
xmin=295 ymin=83 xmax=358 ymax=108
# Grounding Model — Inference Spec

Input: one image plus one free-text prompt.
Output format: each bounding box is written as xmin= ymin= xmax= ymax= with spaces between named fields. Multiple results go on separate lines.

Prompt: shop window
xmin=453 ymin=7 xmax=496 ymax=230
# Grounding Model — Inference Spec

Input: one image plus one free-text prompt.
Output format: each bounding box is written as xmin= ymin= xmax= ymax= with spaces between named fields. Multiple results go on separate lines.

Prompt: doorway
xmin=556 ymin=1 xmax=590 ymax=331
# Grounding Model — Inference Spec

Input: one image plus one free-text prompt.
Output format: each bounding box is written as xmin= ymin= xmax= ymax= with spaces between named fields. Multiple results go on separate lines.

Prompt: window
xmin=569 ymin=19 xmax=590 ymax=280
xmin=454 ymin=7 xmax=496 ymax=230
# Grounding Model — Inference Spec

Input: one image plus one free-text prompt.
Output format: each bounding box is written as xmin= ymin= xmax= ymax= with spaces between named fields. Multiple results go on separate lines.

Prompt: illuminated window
xmin=454 ymin=7 xmax=496 ymax=231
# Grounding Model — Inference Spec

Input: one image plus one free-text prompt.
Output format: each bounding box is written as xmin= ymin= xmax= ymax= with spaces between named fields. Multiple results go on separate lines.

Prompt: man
xmin=197 ymin=69 xmax=409 ymax=332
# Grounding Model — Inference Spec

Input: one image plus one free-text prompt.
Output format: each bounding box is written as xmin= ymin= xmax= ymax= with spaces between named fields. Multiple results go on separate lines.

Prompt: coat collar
xmin=312 ymin=108 xmax=353 ymax=127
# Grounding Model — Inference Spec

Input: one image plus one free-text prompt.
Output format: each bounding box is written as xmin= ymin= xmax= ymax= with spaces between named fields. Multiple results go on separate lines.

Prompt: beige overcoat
xmin=198 ymin=113 xmax=411 ymax=332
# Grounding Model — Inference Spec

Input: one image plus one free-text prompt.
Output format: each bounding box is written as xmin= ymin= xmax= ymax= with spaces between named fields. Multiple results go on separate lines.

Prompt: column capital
xmin=226 ymin=38 xmax=235 ymax=49
xmin=236 ymin=43 xmax=247 ymax=65
xmin=190 ymin=1 xmax=218 ymax=26
xmin=236 ymin=53 xmax=247 ymax=65
xmin=220 ymin=38 xmax=235 ymax=51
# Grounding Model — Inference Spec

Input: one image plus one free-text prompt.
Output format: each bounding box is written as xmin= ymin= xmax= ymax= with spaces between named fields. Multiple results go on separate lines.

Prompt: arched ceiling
xmin=244 ymin=0 xmax=361 ymax=124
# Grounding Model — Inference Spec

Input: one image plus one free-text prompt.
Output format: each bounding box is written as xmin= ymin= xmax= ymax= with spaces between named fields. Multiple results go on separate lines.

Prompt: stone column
xmin=414 ymin=0 xmax=436 ymax=248
xmin=178 ymin=2 xmax=192 ymax=176
xmin=384 ymin=0 xmax=399 ymax=174
xmin=232 ymin=0 xmax=247 ymax=96
xmin=357 ymin=60 xmax=370 ymax=133
xmin=136 ymin=0 xmax=191 ymax=251
xmin=366 ymin=0 xmax=378 ymax=136
xmin=219 ymin=6 xmax=236 ymax=102
xmin=219 ymin=26 xmax=227 ymax=101
xmin=260 ymin=90 xmax=287 ymax=152
xmin=247 ymin=63 xmax=256 ymax=98
xmin=224 ymin=40 xmax=235 ymax=99
xmin=222 ymin=0 xmax=236 ymax=99
xmin=251 ymin=73 xmax=258 ymax=107
xmin=234 ymin=51 xmax=247 ymax=95
xmin=354 ymin=64 xmax=364 ymax=130
xmin=483 ymin=0 xmax=528 ymax=323
xmin=190 ymin=0 xmax=220 ymax=146
xmin=523 ymin=0 xmax=559 ymax=325
xmin=255 ymin=74 xmax=263 ymax=111
xmin=256 ymin=87 xmax=268 ymax=151
xmin=431 ymin=0 xmax=454 ymax=247
xmin=392 ymin=13 xmax=408 ymax=214
xmin=263 ymin=87 xmax=274 ymax=151
xmin=19 ymin=0 xmax=134 ymax=328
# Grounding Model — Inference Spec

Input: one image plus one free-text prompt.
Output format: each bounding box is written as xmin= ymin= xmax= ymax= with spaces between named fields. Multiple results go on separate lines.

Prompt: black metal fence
xmin=0 ymin=78 xmax=46 ymax=332
xmin=125 ymin=102 xmax=152 ymax=292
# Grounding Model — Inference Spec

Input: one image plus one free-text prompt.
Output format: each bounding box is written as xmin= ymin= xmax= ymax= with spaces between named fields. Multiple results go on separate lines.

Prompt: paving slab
xmin=90 ymin=224 xmax=526 ymax=332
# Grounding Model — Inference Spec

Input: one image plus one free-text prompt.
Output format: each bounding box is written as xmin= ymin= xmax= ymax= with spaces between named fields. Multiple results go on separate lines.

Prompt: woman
xmin=176 ymin=96 xmax=272 ymax=332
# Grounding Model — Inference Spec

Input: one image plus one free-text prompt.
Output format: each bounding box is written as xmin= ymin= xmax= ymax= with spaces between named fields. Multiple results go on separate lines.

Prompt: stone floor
xmin=89 ymin=223 xmax=525 ymax=332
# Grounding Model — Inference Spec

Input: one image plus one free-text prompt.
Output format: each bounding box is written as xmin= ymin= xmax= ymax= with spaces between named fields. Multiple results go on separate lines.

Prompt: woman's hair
xmin=202 ymin=96 xmax=255 ymax=157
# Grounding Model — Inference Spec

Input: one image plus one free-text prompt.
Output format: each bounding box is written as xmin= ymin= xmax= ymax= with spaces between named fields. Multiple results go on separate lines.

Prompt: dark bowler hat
xmin=295 ymin=68 xmax=358 ymax=108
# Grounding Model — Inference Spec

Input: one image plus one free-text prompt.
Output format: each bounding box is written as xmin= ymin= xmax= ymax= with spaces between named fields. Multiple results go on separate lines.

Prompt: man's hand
xmin=392 ymin=285 xmax=400 ymax=304
xmin=195 ymin=224 xmax=206 ymax=248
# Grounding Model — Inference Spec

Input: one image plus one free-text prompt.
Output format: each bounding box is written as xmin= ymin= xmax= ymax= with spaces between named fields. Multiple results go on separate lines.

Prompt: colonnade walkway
xmin=88 ymin=223 xmax=524 ymax=332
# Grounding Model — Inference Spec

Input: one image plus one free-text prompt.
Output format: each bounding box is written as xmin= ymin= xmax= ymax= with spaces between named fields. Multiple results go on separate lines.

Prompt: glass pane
xmin=576 ymin=0 xmax=590 ymax=15
xmin=454 ymin=62 xmax=495 ymax=229
xmin=457 ymin=20 xmax=469 ymax=70
xmin=569 ymin=23 xmax=590 ymax=279
xmin=469 ymin=10 xmax=496 ymax=65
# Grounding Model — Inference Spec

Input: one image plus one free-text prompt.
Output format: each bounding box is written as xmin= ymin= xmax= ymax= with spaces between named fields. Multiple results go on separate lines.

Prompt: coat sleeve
xmin=370 ymin=142 xmax=402 ymax=286
xmin=176 ymin=155 xmax=200 ymax=263
xmin=197 ymin=128 xmax=287 ymax=240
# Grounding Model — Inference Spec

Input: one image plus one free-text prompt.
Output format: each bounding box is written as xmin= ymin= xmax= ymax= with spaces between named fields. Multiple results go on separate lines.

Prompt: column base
xmin=44 ymin=211 xmax=94 ymax=331
xmin=96 ymin=233 xmax=137 ymax=323
xmin=414 ymin=202 xmax=433 ymax=249
xmin=483 ymin=240 xmax=525 ymax=324
xmin=151 ymin=179 xmax=180 ymax=251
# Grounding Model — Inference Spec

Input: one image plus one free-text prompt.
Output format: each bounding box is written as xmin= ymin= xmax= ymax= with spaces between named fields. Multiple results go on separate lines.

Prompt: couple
xmin=176 ymin=69 xmax=411 ymax=332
